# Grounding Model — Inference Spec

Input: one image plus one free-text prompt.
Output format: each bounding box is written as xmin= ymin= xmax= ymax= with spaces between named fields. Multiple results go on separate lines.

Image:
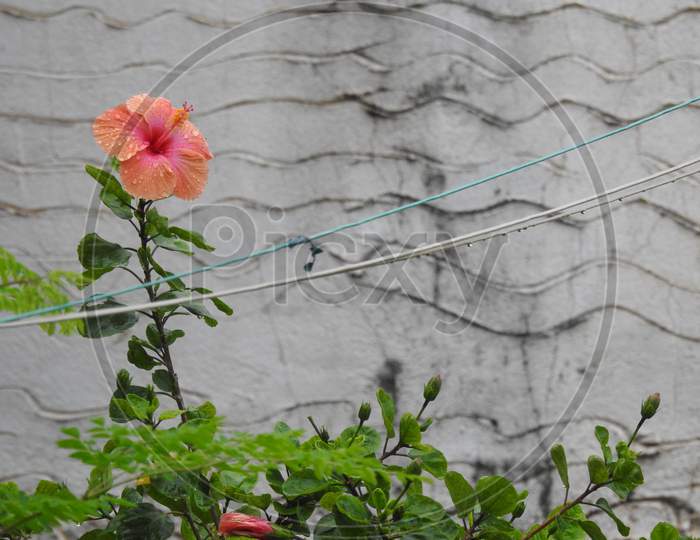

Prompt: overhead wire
xmin=1 ymin=96 xmax=698 ymax=324
xmin=2 ymin=156 xmax=697 ymax=330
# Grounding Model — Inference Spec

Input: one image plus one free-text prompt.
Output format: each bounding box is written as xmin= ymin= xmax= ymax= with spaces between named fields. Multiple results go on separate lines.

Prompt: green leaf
xmin=409 ymin=445 xmax=447 ymax=478
xmin=152 ymin=234 xmax=193 ymax=255
xmin=158 ymin=409 xmax=181 ymax=421
xmin=404 ymin=493 xmax=447 ymax=522
xmin=444 ymin=471 xmax=477 ymax=518
xmin=146 ymin=208 xmax=169 ymax=235
xmin=87 ymin=464 xmax=113 ymax=496
xmin=146 ymin=324 xmax=184 ymax=347
xmin=100 ymin=188 xmax=133 ymax=219
xmin=80 ymin=531 xmax=116 ymax=540
xmin=579 ymin=520 xmax=607 ymax=540
xmin=152 ymin=370 xmax=175 ymax=393
xmin=595 ymin=497 xmax=630 ymax=536
xmin=147 ymin=251 xmax=185 ymax=290
xmin=587 ymin=455 xmax=609 ymax=485
xmin=550 ymin=444 xmax=569 ymax=489
xmin=127 ymin=338 xmax=160 ymax=370
xmin=338 ymin=425 xmax=381 ymax=455
xmin=595 ymin=426 xmax=613 ymax=463
xmin=650 ymin=523 xmax=680 ymax=540
xmin=335 ymin=494 xmax=371 ymax=524
xmin=155 ymin=290 xmax=217 ymax=326
xmin=376 ymin=388 xmax=396 ymax=438
xmin=108 ymin=502 xmax=174 ymax=540
xmin=282 ymin=470 xmax=329 ymax=498
xmin=319 ymin=492 xmax=342 ymax=511
xmin=77 ymin=233 xmax=131 ymax=271
xmin=369 ymin=488 xmax=387 ymax=510
xmin=192 ymin=287 xmax=234 ymax=316
xmin=79 ymin=300 xmax=138 ymax=338
xmin=399 ymin=413 xmax=421 ymax=446
xmin=124 ymin=394 xmax=151 ymax=421
xmin=169 ymin=226 xmax=215 ymax=251
xmin=85 ymin=164 xmax=118 ymax=188
xmin=188 ymin=401 xmax=217 ymax=420
xmin=475 ymin=476 xmax=519 ymax=517
xmin=609 ymin=459 xmax=643 ymax=499
xmin=266 ymin=468 xmax=284 ymax=494
xmin=95 ymin=172 xmax=133 ymax=220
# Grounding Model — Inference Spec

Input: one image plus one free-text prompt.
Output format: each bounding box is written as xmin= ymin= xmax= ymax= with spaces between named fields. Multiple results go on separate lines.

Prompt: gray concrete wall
xmin=1 ymin=1 xmax=699 ymax=536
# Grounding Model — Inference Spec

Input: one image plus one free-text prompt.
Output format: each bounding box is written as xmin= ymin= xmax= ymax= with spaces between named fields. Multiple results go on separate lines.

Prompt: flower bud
xmin=116 ymin=369 xmax=131 ymax=394
xmin=641 ymin=392 xmax=661 ymax=420
xmin=218 ymin=512 xmax=274 ymax=538
xmin=319 ymin=427 xmax=330 ymax=443
xmin=358 ymin=402 xmax=372 ymax=422
xmin=423 ymin=375 xmax=442 ymax=402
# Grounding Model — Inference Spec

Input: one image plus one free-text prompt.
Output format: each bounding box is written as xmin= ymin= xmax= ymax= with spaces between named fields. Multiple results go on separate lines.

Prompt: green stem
xmin=627 ymin=418 xmax=645 ymax=446
xmin=135 ymin=199 xmax=188 ymax=423
xmin=521 ymin=483 xmax=601 ymax=540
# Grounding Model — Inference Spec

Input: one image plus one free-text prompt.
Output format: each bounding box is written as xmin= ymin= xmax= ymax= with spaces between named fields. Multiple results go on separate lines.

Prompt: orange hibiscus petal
xmin=169 ymin=120 xmax=213 ymax=160
xmin=120 ymin=150 xmax=177 ymax=200
xmin=92 ymin=104 xmax=149 ymax=161
xmin=126 ymin=93 xmax=175 ymax=131
xmin=170 ymin=148 xmax=209 ymax=200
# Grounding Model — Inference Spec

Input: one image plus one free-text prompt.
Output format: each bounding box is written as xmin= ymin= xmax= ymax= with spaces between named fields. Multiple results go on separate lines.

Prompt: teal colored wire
xmin=3 ymin=96 xmax=699 ymax=324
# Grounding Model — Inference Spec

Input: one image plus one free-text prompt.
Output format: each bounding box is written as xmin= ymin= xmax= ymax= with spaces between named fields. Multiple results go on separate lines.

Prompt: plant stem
xmin=627 ymin=418 xmax=645 ymax=446
xmin=521 ymin=483 xmax=600 ymax=540
xmin=135 ymin=199 xmax=188 ymax=423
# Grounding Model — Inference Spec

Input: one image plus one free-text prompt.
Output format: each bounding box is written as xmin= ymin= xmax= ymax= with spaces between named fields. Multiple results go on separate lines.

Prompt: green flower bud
xmin=512 ymin=501 xmax=526 ymax=519
xmin=423 ymin=375 xmax=442 ymax=402
xmin=319 ymin=427 xmax=330 ymax=443
xmin=406 ymin=459 xmax=423 ymax=476
xmin=358 ymin=402 xmax=372 ymax=422
xmin=116 ymin=369 xmax=132 ymax=394
xmin=641 ymin=392 xmax=661 ymax=420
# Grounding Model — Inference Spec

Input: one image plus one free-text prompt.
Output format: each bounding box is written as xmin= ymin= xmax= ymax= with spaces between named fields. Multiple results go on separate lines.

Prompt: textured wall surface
xmin=2 ymin=1 xmax=700 ymax=537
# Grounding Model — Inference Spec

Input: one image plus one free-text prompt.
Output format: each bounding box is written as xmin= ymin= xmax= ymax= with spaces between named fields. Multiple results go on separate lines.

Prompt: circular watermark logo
xmin=83 ymin=1 xmax=617 ymax=532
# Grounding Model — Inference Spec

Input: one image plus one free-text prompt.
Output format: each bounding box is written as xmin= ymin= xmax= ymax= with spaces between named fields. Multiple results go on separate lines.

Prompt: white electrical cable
xmin=3 ymin=157 xmax=699 ymax=330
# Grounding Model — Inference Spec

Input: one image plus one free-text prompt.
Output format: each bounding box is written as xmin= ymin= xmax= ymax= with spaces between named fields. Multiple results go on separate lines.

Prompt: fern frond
xmin=0 ymin=247 xmax=82 ymax=335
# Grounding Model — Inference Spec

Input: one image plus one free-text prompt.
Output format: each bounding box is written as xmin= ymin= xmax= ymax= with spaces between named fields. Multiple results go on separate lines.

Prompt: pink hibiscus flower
xmin=92 ymin=94 xmax=213 ymax=200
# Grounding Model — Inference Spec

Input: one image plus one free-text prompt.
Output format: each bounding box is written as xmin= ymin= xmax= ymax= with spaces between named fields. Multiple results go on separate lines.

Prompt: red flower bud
xmin=218 ymin=513 xmax=274 ymax=538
